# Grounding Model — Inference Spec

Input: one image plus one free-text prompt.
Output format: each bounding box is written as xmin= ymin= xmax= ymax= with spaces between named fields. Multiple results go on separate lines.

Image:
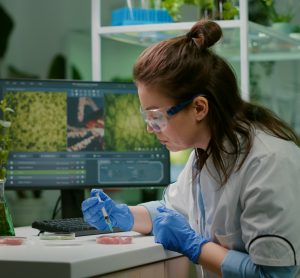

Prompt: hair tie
xmin=186 ymin=32 xmax=205 ymax=50
xmin=194 ymin=35 xmax=206 ymax=50
xmin=192 ymin=37 xmax=201 ymax=48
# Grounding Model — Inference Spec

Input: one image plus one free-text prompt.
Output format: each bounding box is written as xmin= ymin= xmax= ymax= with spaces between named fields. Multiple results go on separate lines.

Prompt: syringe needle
xmin=96 ymin=192 xmax=113 ymax=232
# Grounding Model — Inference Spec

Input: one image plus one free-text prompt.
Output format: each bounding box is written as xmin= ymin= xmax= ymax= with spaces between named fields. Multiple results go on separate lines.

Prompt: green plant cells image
xmin=4 ymin=91 xmax=67 ymax=152
xmin=104 ymin=93 xmax=160 ymax=152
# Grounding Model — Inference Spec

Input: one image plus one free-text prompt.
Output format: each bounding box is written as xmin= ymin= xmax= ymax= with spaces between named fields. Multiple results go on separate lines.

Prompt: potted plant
xmin=222 ymin=1 xmax=239 ymax=20
xmin=157 ymin=0 xmax=237 ymax=21
xmin=261 ymin=0 xmax=297 ymax=33
xmin=0 ymin=99 xmax=15 ymax=236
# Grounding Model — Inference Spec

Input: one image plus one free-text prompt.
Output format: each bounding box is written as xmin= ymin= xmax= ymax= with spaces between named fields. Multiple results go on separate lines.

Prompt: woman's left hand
xmin=153 ymin=206 xmax=209 ymax=263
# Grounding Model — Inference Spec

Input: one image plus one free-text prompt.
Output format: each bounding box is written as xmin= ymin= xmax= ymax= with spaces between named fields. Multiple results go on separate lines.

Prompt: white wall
xmin=0 ymin=0 xmax=91 ymax=78
xmin=0 ymin=0 xmax=92 ymax=226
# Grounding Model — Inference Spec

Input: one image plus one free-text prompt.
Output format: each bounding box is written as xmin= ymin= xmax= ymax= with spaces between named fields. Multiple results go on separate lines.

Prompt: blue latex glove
xmin=153 ymin=206 xmax=209 ymax=264
xmin=81 ymin=189 xmax=134 ymax=231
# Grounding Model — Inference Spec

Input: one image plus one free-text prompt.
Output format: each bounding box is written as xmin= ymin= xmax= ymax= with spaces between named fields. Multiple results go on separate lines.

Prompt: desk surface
xmin=0 ymin=227 xmax=181 ymax=278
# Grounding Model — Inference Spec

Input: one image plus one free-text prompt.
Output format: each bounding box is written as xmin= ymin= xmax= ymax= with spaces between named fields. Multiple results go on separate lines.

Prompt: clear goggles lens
xmin=140 ymin=107 xmax=168 ymax=132
xmin=139 ymin=93 xmax=206 ymax=132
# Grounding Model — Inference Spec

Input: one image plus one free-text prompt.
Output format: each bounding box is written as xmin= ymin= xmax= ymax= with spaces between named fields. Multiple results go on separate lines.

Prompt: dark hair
xmin=133 ymin=20 xmax=299 ymax=185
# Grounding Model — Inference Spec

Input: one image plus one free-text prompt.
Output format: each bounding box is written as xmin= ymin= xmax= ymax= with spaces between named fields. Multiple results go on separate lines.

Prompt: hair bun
xmin=186 ymin=20 xmax=223 ymax=50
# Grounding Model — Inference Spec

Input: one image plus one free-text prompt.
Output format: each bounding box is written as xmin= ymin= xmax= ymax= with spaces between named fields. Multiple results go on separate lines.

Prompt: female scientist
xmin=82 ymin=20 xmax=300 ymax=277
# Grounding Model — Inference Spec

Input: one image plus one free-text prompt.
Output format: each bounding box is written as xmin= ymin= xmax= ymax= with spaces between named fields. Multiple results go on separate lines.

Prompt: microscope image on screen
xmin=3 ymin=91 xmax=67 ymax=152
xmin=67 ymin=96 xmax=104 ymax=152
xmin=104 ymin=93 xmax=160 ymax=152
xmin=0 ymin=79 xmax=170 ymax=191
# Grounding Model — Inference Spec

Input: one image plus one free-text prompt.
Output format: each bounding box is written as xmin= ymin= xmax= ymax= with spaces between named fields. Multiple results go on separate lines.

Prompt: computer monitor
xmin=0 ymin=79 xmax=170 ymax=217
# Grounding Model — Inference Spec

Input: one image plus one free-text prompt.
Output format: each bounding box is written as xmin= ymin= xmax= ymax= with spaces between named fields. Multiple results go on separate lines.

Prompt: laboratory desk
xmin=0 ymin=227 xmax=188 ymax=278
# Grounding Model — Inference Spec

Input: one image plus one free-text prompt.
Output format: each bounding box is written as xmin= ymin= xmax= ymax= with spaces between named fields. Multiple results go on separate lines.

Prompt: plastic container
xmin=39 ymin=233 xmax=75 ymax=240
xmin=112 ymin=7 xmax=173 ymax=26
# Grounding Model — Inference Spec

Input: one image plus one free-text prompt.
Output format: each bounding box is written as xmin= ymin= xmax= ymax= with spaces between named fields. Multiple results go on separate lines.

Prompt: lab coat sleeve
xmin=163 ymin=151 xmax=196 ymax=219
xmin=221 ymin=250 xmax=299 ymax=277
xmin=240 ymin=149 xmax=300 ymax=266
xmin=140 ymin=151 xmax=196 ymax=224
xmin=139 ymin=200 xmax=165 ymax=224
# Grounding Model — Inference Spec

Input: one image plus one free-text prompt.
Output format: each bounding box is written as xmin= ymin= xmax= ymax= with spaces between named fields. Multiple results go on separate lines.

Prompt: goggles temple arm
xmin=166 ymin=94 xmax=206 ymax=116
xmin=166 ymin=99 xmax=193 ymax=116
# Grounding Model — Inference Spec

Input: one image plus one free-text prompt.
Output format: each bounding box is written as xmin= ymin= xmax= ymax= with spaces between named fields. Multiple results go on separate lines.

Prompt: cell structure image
xmin=4 ymin=91 xmax=67 ymax=152
xmin=104 ymin=93 xmax=160 ymax=152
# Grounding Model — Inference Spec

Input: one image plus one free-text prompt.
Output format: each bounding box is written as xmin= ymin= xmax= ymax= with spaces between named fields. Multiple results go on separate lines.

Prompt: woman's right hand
xmin=81 ymin=189 xmax=134 ymax=231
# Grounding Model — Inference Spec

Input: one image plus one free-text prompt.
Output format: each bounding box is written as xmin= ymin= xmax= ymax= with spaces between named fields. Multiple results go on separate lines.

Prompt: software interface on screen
xmin=0 ymin=79 xmax=170 ymax=190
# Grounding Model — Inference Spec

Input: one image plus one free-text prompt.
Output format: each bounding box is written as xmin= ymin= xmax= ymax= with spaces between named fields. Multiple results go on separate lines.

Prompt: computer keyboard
xmin=32 ymin=217 xmax=123 ymax=237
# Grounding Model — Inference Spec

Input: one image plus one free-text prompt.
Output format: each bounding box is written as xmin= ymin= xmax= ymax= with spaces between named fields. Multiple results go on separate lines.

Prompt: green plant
xmin=151 ymin=0 xmax=214 ymax=21
xmin=222 ymin=1 xmax=238 ymax=20
xmin=153 ymin=0 xmax=237 ymax=21
xmin=249 ymin=0 xmax=272 ymax=25
xmin=186 ymin=0 xmax=214 ymax=10
xmin=159 ymin=0 xmax=185 ymax=21
xmin=193 ymin=0 xmax=214 ymax=19
xmin=0 ymin=99 xmax=14 ymax=180
xmin=272 ymin=13 xmax=293 ymax=23
xmin=292 ymin=25 xmax=300 ymax=33
xmin=261 ymin=0 xmax=296 ymax=23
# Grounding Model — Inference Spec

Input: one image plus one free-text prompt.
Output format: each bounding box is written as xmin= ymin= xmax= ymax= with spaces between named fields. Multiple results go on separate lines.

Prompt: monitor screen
xmin=0 ymin=79 xmax=170 ymax=190
xmin=0 ymin=79 xmax=170 ymax=217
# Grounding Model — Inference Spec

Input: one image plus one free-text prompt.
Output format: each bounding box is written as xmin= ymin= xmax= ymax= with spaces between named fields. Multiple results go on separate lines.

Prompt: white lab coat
xmin=163 ymin=129 xmax=300 ymax=277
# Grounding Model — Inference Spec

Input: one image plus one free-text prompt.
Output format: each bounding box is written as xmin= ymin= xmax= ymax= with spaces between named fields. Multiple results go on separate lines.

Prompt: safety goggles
xmin=140 ymin=94 xmax=206 ymax=132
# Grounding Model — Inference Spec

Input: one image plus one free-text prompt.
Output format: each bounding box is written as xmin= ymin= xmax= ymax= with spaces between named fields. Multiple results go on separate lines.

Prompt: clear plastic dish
xmin=39 ymin=233 xmax=75 ymax=240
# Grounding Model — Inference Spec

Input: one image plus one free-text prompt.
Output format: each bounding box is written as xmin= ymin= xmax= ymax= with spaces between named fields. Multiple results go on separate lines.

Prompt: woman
xmin=82 ymin=20 xmax=300 ymax=277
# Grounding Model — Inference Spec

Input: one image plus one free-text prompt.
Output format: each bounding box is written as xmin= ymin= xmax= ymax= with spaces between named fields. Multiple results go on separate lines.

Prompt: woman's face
xmin=138 ymin=83 xmax=211 ymax=152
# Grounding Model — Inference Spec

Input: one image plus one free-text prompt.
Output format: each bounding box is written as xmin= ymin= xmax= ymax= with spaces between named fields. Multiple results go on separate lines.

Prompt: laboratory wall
xmin=0 ymin=0 xmax=91 ymax=79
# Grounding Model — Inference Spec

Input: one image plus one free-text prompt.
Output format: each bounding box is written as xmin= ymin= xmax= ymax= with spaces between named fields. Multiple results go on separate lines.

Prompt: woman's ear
xmin=193 ymin=96 xmax=208 ymax=121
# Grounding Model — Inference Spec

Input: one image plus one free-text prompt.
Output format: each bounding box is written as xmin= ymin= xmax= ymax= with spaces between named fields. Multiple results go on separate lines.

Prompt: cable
xmin=51 ymin=194 xmax=61 ymax=219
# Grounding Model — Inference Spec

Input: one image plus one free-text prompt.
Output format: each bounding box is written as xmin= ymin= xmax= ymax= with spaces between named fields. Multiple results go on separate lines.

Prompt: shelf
xmin=97 ymin=20 xmax=242 ymax=34
xmin=248 ymin=22 xmax=300 ymax=61
xmin=99 ymin=21 xmax=300 ymax=62
xmin=98 ymin=20 xmax=242 ymax=47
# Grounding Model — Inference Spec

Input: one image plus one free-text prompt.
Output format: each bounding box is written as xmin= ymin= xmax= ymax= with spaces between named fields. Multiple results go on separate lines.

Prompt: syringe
xmin=96 ymin=192 xmax=113 ymax=232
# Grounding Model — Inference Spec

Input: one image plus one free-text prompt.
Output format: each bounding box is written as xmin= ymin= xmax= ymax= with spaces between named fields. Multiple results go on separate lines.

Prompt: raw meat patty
xmin=96 ymin=236 xmax=132 ymax=244
xmin=0 ymin=237 xmax=25 ymax=245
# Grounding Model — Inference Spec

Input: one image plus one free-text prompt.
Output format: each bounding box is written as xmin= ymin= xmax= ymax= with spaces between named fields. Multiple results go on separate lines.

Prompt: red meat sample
xmin=96 ymin=236 xmax=132 ymax=244
xmin=0 ymin=237 xmax=25 ymax=245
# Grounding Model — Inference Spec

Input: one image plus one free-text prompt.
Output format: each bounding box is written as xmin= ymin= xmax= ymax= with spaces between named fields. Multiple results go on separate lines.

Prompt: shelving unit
xmin=91 ymin=0 xmax=250 ymax=100
xmin=90 ymin=0 xmax=300 ymax=109
xmin=88 ymin=1 xmax=300 ymax=177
